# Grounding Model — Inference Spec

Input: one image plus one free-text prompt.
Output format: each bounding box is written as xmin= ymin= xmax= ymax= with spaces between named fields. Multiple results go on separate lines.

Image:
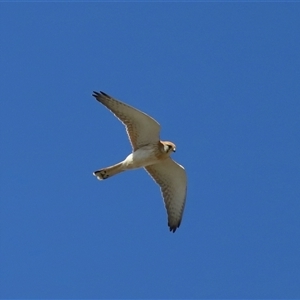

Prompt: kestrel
xmin=92 ymin=91 xmax=187 ymax=232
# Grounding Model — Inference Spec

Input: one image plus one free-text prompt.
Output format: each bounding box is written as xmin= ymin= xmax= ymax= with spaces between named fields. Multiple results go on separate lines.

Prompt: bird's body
xmin=92 ymin=91 xmax=187 ymax=232
xmin=123 ymin=144 xmax=166 ymax=169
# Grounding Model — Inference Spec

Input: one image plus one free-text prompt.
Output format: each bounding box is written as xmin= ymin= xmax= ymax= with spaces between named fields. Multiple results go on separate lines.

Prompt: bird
xmin=92 ymin=91 xmax=187 ymax=232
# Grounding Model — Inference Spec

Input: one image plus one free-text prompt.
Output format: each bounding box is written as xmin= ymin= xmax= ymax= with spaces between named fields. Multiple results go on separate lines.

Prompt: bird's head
xmin=161 ymin=141 xmax=176 ymax=154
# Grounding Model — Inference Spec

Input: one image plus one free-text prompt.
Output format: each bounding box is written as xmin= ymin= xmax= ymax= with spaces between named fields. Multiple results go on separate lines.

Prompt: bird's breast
xmin=123 ymin=145 xmax=161 ymax=169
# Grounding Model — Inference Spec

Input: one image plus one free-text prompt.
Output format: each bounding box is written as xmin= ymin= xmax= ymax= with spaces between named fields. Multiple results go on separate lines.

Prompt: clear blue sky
xmin=1 ymin=3 xmax=300 ymax=299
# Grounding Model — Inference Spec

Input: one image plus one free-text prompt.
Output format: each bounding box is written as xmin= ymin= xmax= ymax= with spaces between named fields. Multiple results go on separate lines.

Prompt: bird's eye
xmin=173 ymin=148 xmax=176 ymax=152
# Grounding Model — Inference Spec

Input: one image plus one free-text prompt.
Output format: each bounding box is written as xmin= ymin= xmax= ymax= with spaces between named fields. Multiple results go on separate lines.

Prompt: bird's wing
xmin=145 ymin=158 xmax=187 ymax=232
xmin=93 ymin=91 xmax=161 ymax=150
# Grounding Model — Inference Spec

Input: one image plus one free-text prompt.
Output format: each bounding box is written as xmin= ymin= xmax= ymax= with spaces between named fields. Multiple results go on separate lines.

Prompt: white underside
xmin=122 ymin=146 xmax=160 ymax=170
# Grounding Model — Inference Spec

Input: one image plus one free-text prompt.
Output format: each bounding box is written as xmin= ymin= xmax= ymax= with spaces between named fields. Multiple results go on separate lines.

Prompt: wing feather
xmin=145 ymin=158 xmax=187 ymax=232
xmin=93 ymin=91 xmax=160 ymax=150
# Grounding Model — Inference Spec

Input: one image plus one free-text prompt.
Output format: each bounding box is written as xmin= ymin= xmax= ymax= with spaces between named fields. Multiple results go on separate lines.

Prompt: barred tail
xmin=93 ymin=162 xmax=124 ymax=180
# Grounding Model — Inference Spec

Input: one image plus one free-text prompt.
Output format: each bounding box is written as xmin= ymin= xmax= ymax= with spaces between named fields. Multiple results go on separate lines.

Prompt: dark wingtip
xmin=92 ymin=91 xmax=111 ymax=101
xmin=100 ymin=91 xmax=110 ymax=97
xmin=92 ymin=91 xmax=100 ymax=98
xmin=168 ymin=220 xmax=181 ymax=233
xmin=169 ymin=226 xmax=177 ymax=233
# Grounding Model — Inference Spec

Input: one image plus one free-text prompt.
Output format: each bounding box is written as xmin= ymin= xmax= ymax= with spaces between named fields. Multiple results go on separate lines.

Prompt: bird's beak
xmin=173 ymin=148 xmax=176 ymax=152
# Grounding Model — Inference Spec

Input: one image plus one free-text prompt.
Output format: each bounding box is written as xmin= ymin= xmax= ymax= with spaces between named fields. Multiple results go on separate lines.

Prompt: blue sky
xmin=1 ymin=3 xmax=300 ymax=299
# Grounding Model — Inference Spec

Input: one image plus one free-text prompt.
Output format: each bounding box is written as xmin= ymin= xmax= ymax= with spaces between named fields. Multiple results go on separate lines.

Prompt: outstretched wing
xmin=145 ymin=158 xmax=187 ymax=232
xmin=93 ymin=91 xmax=161 ymax=150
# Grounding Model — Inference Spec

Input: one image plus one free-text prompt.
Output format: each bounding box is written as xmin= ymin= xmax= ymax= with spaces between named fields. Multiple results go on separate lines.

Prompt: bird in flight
xmin=92 ymin=91 xmax=187 ymax=232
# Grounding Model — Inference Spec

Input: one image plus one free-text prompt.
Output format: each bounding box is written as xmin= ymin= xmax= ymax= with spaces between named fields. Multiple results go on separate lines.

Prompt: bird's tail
xmin=93 ymin=162 xmax=124 ymax=180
